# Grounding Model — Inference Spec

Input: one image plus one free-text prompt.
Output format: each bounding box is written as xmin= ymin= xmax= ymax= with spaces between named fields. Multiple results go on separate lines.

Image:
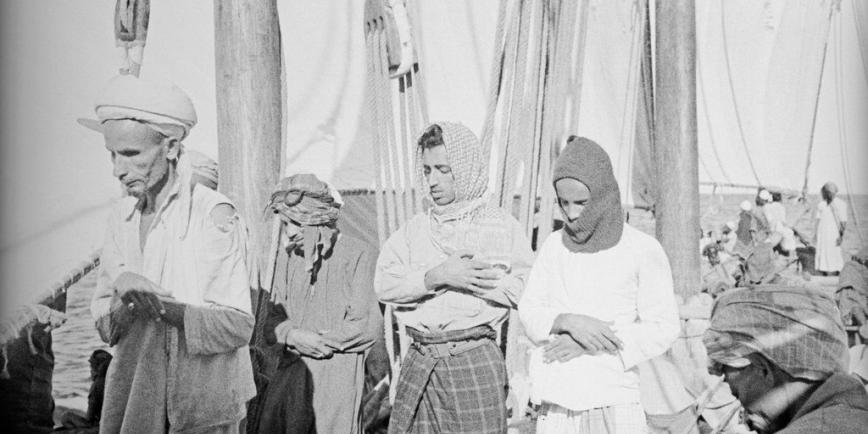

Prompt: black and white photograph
xmin=1 ymin=1 xmax=867 ymax=433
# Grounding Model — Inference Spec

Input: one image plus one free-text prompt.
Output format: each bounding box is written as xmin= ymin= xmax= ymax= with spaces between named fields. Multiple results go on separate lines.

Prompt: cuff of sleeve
xmin=615 ymin=330 xmax=643 ymax=370
xmin=525 ymin=311 xmax=560 ymax=344
xmin=183 ymin=305 xmax=203 ymax=353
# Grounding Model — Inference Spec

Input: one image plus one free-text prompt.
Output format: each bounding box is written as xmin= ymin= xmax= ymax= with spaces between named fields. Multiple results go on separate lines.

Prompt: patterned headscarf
xmin=415 ymin=122 xmax=508 ymax=254
xmin=704 ymin=286 xmax=849 ymax=381
xmin=552 ymin=136 xmax=624 ymax=253
xmin=267 ymin=174 xmax=341 ymax=277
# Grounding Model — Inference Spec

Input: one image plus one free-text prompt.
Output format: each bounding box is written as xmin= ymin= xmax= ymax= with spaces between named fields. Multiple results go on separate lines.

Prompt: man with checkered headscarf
xmin=375 ymin=122 xmax=535 ymax=433
xmin=257 ymin=173 xmax=382 ymax=434
xmin=705 ymin=286 xmax=868 ymax=433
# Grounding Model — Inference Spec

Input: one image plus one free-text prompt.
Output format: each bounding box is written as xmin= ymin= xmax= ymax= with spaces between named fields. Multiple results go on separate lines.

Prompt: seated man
xmin=704 ymin=286 xmax=868 ymax=433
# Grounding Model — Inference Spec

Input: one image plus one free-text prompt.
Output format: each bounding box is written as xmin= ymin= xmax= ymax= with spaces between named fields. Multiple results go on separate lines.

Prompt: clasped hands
xmin=543 ymin=313 xmax=624 ymax=364
xmin=274 ymin=321 xmax=342 ymax=359
xmin=424 ymin=250 xmax=502 ymax=295
xmin=112 ymin=271 xmax=184 ymax=327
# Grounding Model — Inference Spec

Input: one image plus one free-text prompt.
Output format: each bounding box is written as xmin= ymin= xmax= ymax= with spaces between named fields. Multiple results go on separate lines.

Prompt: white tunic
xmin=518 ymin=224 xmax=680 ymax=412
xmin=815 ymin=198 xmax=848 ymax=272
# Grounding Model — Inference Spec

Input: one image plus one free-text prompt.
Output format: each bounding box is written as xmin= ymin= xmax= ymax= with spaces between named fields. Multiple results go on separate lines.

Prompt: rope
xmin=719 ymin=0 xmax=762 ymax=185
xmin=479 ymin=0 xmax=510 ymax=154
xmin=47 ymin=251 xmax=101 ymax=304
xmin=833 ymin=10 xmax=864 ymax=245
xmin=365 ymin=17 xmax=388 ymax=247
xmin=695 ymin=11 xmax=733 ymax=185
xmin=801 ymin=5 xmax=836 ymax=199
xmin=852 ymin=0 xmax=868 ymax=86
xmin=618 ymin=2 xmax=644 ymax=206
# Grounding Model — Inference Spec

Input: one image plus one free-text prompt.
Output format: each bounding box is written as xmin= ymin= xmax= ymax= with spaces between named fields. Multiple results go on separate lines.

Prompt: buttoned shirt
xmin=91 ymin=169 xmax=255 ymax=434
xmin=374 ymin=213 xmax=534 ymax=333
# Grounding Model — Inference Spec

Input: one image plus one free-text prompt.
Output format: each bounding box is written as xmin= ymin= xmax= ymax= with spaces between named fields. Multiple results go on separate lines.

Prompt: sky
xmin=0 ymin=0 xmax=865 ymax=310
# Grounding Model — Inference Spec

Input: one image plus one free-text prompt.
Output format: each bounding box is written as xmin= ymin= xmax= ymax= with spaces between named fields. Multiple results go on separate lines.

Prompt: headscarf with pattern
xmin=415 ymin=122 xmax=509 ymax=254
xmin=552 ymin=136 xmax=624 ymax=253
xmin=704 ymin=286 xmax=849 ymax=381
xmin=267 ymin=174 xmax=341 ymax=277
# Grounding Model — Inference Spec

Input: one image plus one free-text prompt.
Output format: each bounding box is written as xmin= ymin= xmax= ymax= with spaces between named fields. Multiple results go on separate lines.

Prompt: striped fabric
xmin=535 ymin=403 xmax=647 ymax=434
xmin=389 ymin=327 xmax=508 ymax=434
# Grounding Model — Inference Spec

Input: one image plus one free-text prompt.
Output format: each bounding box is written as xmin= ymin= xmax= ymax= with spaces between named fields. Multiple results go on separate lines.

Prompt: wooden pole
xmin=214 ymin=0 xmax=282 ymax=287
xmin=653 ymin=0 xmax=700 ymax=298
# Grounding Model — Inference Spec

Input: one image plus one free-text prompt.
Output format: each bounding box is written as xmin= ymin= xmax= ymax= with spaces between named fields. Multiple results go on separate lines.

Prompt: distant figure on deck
xmin=375 ymin=122 xmax=534 ymax=434
xmin=84 ymin=75 xmax=255 ymax=433
xmin=705 ymin=286 xmax=868 ymax=433
xmin=519 ymin=136 xmax=680 ymax=434
xmin=257 ymin=174 xmax=382 ymax=434
xmin=760 ymin=190 xmax=796 ymax=255
xmin=814 ymin=182 xmax=848 ymax=275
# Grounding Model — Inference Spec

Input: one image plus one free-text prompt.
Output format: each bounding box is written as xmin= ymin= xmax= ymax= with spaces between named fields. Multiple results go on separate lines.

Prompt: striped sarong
xmin=388 ymin=326 xmax=508 ymax=434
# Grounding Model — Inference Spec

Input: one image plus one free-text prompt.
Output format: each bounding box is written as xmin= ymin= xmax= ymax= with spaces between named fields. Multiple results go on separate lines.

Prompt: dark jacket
xmin=779 ymin=373 xmax=868 ymax=433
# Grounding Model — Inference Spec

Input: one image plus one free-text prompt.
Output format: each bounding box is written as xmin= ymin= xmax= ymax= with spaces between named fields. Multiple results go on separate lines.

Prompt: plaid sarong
xmin=536 ymin=403 xmax=647 ymax=434
xmin=389 ymin=326 xmax=508 ymax=434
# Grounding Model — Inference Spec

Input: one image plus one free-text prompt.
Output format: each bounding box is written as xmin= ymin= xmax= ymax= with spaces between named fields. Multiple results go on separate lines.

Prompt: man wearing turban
xmin=518 ymin=136 xmax=680 ymax=433
xmin=257 ymin=173 xmax=382 ymax=434
xmin=704 ymin=286 xmax=868 ymax=433
xmin=375 ymin=122 xmax=535 ymax=433
xmin=814 ymin=182 xmax=848 ymax=275
xmin=84 ymin=75 xmax=255 ymax=433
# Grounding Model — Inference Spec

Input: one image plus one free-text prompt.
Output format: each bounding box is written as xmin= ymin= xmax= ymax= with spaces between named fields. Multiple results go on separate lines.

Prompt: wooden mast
xmin=653 ymin=0 xmax=700 ymax=298
xmin=213 ymin=0 xmax=282 ymax=292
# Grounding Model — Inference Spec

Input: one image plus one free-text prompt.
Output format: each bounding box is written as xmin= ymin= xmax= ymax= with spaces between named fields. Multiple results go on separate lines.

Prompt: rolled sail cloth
xmin=704 ymin=286 xmax=849 ymax=381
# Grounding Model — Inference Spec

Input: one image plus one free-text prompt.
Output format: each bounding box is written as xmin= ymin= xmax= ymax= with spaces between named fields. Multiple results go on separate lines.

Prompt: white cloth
xmin=535 ymin=403 xmax=647 ymax=434
xmin=85 ymin=75 xmax=198 ymax=140
xmin=764 ymin=202 xmax=786 ymax=231
xmin=518 ymin=225 xmax=680 ymax=412
xmin=815 ymin=198 xmax=848 ymax=272
xmin=764 ymin=202 xmax=796 ymax=251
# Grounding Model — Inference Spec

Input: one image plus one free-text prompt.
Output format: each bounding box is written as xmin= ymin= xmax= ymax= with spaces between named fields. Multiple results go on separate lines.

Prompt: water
xmin=52 ymin=272 xmax=107 ymax=410
xmin=51 ymin=194 xmax=868 ymax=409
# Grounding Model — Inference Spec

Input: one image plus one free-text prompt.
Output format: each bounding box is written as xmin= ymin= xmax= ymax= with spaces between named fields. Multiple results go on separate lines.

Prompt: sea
xmin=51 ymin=194 xmax=868 ymax=411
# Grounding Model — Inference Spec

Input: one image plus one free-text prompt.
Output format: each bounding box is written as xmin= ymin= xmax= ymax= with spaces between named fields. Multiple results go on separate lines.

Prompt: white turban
xmin=78 ymin=75 xmax=197 ymax=140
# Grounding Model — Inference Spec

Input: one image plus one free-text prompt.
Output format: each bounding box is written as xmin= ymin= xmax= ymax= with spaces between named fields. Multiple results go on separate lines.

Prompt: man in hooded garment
xmin=375 ymin=122 xmax=535 ymax=433
xmin=814 ymin=182 xmax=848 ymax=275
xmin=518 ymin=136 xmax=680 ymax=433
xmin=85 ymin=75 xmax=256 ymax=433
xmin=257 ymin=173 xmax=382 ymax=434
xmin=705 ymin=286 xmax=868 ymax=433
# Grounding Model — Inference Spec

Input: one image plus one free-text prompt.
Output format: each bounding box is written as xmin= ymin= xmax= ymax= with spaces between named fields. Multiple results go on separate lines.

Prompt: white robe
xmin=815 ymin=198 xmax=848 ymax=272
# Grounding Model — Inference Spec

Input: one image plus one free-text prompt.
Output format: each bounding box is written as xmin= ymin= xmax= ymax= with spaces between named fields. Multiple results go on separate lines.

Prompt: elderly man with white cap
xmin=84 ymin=75 xmax=255 ymax=433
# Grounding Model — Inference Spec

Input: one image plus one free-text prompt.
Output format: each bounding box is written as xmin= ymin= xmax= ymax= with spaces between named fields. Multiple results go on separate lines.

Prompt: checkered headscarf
xmin=415 ymin=122 xmax=509 ymax=254
xmin=704 ymin=286 xmax=849 ymax=380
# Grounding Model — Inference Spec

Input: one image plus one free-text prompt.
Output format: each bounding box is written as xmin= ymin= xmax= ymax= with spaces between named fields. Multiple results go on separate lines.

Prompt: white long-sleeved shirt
xmin=518 ymin=224 xmax=679 ymax=411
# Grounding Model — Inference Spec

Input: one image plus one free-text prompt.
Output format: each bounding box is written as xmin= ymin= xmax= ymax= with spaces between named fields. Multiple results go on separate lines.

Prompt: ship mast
xmin=214 ymin=0 xmax=283 ymax=305
xmin=653 ymin=0 xmax=701 ymax=298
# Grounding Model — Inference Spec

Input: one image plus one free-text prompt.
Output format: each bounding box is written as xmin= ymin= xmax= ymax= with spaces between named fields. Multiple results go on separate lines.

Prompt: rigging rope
xmin=833 ymin=11 xmax=864 ymax=245
xmin=695 ymin=5 xmax=734 ymax=185
xmin=719 ymin=0 xmax=762 ymax=186
xmin=801 ymin=6 xmax=836 ymax=200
